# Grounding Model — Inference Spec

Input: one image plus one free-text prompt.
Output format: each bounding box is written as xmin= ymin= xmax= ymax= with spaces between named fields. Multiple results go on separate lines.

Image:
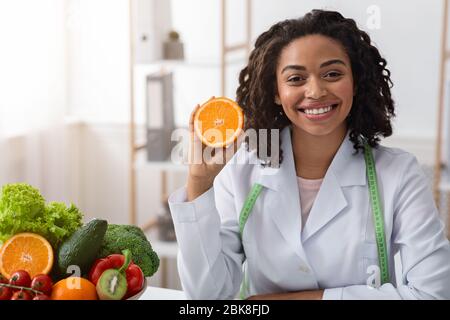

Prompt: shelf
xmin=134 ymin=159 xmax=187 ymax=172
xmin=133 ymin=142 xmax=188 ymax=172
xmin=135 ymin=56 xmax=246 ymax=71
xmin=129 ymin=0 xmax=252 ymax=227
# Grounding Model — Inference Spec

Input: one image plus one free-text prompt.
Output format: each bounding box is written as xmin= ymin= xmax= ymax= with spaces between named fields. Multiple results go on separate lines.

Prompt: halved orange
xmin=0 ymin=233 xmax=54 ymax=279
xmin=194 ymin=97 xmax=244 ymax=148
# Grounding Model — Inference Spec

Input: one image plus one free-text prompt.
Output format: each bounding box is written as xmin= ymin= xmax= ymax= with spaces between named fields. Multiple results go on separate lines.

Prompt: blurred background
xmin=0 ymin=0 xmax=449 ymax=290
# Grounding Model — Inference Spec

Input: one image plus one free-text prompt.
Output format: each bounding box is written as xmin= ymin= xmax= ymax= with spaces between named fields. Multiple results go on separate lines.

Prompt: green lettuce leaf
xmin=0 ymin=183 xmax=83 ymax=248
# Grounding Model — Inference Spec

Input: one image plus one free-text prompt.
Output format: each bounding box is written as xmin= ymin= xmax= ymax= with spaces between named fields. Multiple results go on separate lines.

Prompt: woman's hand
xmin=186 ymin=101 xmax=242 ymax=201
xmin=246 ymin=290 xmax=324 ymax=300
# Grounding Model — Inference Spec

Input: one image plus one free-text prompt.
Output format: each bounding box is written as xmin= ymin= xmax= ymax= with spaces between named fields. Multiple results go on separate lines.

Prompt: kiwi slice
xmin=96 ymin=269 xmax=128 ymax=300
xmin=96 ymin=249 xmax=132 ymax=300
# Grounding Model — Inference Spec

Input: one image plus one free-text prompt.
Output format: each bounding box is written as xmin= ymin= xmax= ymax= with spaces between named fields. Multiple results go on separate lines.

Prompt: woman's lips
xmin=297 ymin=103 xmax=339 ymax=121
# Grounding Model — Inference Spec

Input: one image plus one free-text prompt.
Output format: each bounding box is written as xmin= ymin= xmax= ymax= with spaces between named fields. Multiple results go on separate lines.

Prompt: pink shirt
xmin=297 ymin=176 xmax=323 ymax=230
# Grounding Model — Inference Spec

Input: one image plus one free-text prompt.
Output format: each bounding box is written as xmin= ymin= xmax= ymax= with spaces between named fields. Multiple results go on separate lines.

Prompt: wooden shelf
xmin=135 ymin=57 xmax=246 ymax=70
xmin=128 ymin=0 xmax=251 ymax=229
xmin=134 ymin=159 xmax=187 ymax=172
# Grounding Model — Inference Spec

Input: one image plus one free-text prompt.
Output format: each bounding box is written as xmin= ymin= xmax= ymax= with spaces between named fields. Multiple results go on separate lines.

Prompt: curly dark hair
xmin=236 ymin=9 xmax=395 ymax=166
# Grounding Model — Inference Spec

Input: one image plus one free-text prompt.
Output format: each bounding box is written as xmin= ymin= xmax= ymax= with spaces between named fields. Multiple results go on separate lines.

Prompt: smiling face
xmin=275 ymin=34 xmax=355 ymax=137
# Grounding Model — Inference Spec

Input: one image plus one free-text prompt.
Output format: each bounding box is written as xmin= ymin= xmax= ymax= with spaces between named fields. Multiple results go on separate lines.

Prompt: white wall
xmin=66 ymin=0 xmax=130 ymax=123
xmin=0 ymin=0 xmax=67 ymax=137
xmin=169 ymin=0 xmax=444 ymax=141
xmin=64 ymin=0 xmax=446 ymax=151
xmin=133 ymin=0 xmax=172 ymax=63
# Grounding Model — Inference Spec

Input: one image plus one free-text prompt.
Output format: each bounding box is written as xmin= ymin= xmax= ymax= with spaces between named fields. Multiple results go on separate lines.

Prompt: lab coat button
xmin=299 ymin=265 xmax=310 ymax=273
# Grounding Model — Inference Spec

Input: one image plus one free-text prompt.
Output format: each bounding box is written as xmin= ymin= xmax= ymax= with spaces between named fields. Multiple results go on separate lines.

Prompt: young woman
xmin=168 ymin=9 xmax=450 ymax=299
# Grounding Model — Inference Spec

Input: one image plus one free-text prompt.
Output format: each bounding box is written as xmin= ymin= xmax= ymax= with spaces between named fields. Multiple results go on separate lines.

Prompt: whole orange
xmin=51 ymin=277 xmax=98 ymax=300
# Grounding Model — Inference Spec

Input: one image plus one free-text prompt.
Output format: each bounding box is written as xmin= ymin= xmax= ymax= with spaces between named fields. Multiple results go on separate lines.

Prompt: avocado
xmin=56 ymin=219 xmax=108 ymax=277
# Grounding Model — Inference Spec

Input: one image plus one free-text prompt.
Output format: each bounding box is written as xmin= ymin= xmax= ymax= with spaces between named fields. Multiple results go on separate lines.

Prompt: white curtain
xmin=0 ymin=0 xmax=67 ymax=137
xmin=0 ymin=0 xmax=70 ymax=197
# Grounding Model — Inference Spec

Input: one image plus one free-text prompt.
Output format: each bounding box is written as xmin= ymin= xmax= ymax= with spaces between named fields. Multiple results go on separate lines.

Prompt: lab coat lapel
xmin=255 ymin=128 xmax=366 ymax=252
xmin=257 ymin=127 xmax=303 ymax=258
xmin=302 ymin=131 xmax=366 ymax=243
xmin=301 ymin=169 xmax=347 ymax=242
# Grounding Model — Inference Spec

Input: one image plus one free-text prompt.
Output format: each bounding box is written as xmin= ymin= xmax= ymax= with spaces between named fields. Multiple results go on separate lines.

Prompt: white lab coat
xmin=168 ymin=127 xmax=450 ymax=299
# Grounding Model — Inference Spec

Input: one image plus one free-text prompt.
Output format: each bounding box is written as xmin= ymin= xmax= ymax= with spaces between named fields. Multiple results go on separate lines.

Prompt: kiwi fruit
xmin=96 ymin=269 xmax=128 ymax=300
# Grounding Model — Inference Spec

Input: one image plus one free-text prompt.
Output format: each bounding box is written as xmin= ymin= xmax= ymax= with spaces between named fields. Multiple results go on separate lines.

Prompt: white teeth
xmin=304 ymin=105 xmax=333 ymax=115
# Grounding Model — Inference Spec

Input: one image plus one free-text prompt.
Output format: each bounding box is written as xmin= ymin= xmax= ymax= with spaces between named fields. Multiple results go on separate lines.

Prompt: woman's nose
xmin=304 ymin=77 xmax=327 ymax=99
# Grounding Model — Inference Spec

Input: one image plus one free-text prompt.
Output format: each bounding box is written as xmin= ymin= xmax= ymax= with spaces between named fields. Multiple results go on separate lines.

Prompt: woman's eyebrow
xmin=320 ymin=59 xmax=346 ymax=68
xmin=281 ymin=59 xmax=347 ymax=74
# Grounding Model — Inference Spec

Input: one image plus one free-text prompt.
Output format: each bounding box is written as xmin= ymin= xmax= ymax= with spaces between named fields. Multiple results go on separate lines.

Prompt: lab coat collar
xmin=257 ymin=126 xmax=366 ymax=190
xmin=256 ymin=126 xmax=367 ymax=244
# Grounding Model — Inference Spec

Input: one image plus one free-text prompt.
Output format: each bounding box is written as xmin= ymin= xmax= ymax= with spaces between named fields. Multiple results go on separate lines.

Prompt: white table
xmin=139 ymin=286 xmax=186 ymax=300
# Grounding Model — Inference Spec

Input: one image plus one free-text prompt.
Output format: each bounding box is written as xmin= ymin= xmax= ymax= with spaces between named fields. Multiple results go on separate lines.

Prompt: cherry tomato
xmin=0 ymin=286 xmax=12 ymax=300
xmin=11 ymin=290 xmax=32 ymax=300
xmin=9 ymin=270 xmax=31 ymax=289
xmin=33 ymin=294 xmax=50 ymax=300
xmin=0 ymin=274 xmax=8 ymax=284
xmin=31 ymin=274 xmax=53 ymax=296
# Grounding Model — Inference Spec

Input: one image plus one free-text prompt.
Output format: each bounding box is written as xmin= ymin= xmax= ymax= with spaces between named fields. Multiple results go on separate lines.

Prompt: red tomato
xmin=31 ymin=274 xmax=53 ymax=296
xmin=0 ymin=286 xmax=12 ymax=300
xmin=11 ymin=290 xmax=32 ymax=300
xmin=0 ymin=274 xmax=8 ymax=284
xmin=33 ymin=294 xmax=50 ymax=300
xmin=9 ymin=270 xmax=31 ymax=289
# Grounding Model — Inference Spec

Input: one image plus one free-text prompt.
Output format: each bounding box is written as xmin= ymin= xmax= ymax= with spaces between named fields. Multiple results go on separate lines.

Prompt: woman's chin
xmin=291 ymin=122 xmax=346 ymax=138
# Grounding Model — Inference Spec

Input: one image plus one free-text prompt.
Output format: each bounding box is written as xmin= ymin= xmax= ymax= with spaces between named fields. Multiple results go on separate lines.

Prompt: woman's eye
xmin=324 ymin=71 xmax=342 ymax=79
xmin=287 ymin=75 xmax=305 ymax=82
